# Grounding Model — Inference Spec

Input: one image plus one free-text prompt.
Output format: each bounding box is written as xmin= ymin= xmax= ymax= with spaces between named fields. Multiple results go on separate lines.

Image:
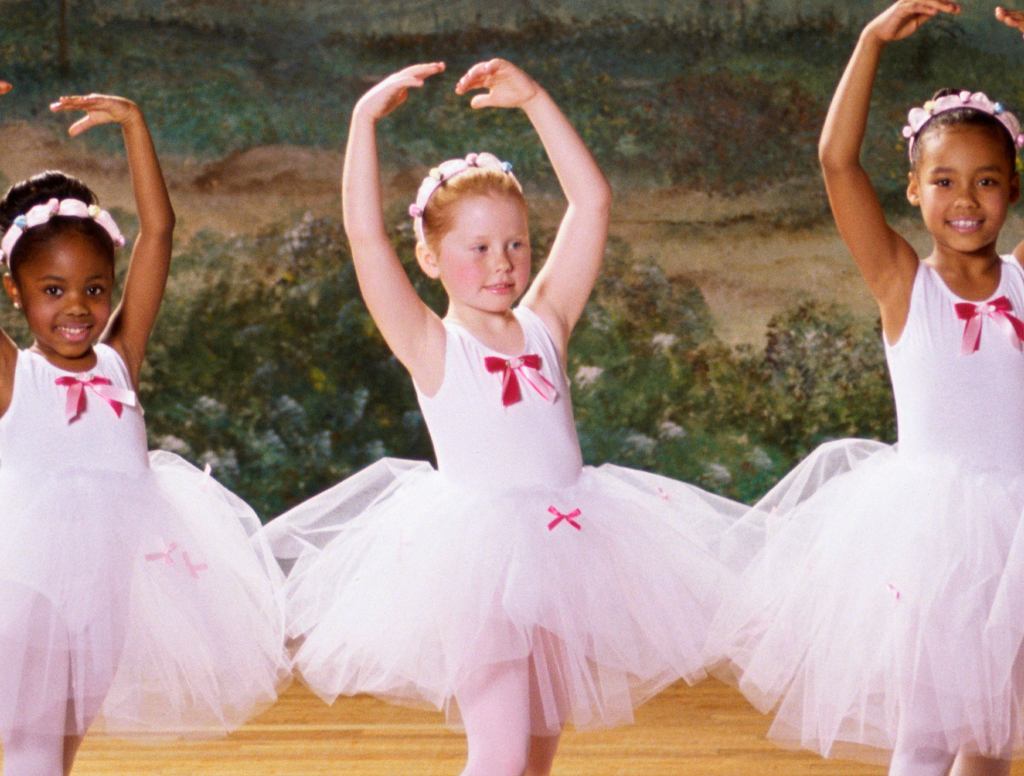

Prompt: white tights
xmin=456 ymin=659 xmax=562 ymax=776
xmin=0 ymin=590 xmax=108 ymax=776
xmin=889 ymin=745 xmax=956 ymax=776
xmin=889 ymin=746 xmax=1012 ymax=776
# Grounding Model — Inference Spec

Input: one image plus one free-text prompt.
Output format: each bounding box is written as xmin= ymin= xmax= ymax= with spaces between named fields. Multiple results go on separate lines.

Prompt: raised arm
xmin=456 ymin=59 xmax=611 ymax=357
xmin=342 ymin=63 xmax=448 ymax=386
xmin=51 ymin=95 xmax=174 ymax=387
xmin=996 ymin=6 xmax=1024 ymax=264
xmin=0 ymin=81 xmax=16 ymax=412
xmin=820 ymin=1 xmax=957 ymax=336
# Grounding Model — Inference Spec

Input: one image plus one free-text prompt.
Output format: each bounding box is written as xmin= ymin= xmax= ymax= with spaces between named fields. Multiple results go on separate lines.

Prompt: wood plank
xmin=26 ymin=680 xmax=1023 ymax=774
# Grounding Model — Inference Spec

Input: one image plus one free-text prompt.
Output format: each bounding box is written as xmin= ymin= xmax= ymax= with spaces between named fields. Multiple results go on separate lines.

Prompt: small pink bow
xmin=483 ymin=354 xmax=557 ymax=407
xmin=954 ymin=296 xmax=1024 ymax=355
xmin=54 ymin=374 xmax=137 ymax=423
xmin=547 ymin=505 xmax=582 ymax=531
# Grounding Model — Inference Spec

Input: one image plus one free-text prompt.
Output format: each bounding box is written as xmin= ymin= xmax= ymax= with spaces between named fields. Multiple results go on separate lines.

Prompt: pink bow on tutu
xmin=954 ymin=296 xmax=1024 ymax=355
xmin=483 ymin=354 xmax=558 ymax=407
xmin=547 ymin=505 xmax=582 ymax=531
xmin=55 ymin=374 xmax=137 ymax=423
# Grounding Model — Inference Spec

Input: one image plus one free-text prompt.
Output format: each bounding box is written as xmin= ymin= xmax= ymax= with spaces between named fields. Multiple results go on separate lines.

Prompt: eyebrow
xmin=35 ymin=274 xmax=109 ymax=282
xmin=929 ymin=165 xmax=1006 ymax=174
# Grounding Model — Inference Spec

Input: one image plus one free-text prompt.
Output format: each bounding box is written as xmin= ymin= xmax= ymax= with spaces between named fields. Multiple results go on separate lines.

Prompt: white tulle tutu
xmin=268 ymin=457 xmax=742 ymax=734
xmin=0 ymin=451 xmax=290 ymax=739
xmin=708 ymin=439 xmax=1024 ymax=762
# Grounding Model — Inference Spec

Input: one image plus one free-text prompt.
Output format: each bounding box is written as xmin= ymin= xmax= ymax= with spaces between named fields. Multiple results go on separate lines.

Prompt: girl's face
xmin=2 ymin=231 xmax=115 ymax=369
xmin=907 ymin=124 xmax=1020 ymax=258
xmin=421 ymin=193 xmax=531 ymax=319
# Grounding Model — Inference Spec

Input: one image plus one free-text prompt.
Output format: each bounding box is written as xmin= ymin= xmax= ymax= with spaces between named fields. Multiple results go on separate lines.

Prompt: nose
xmin=493 ymin=247 xmax=514 ymax=272
xmin=63 ymin=290 xmax=90 ymax=315
xmin=954 ymin=182 xmax=979 ymax=206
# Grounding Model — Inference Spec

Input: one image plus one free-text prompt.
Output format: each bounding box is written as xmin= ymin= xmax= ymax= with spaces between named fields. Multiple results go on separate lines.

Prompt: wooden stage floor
xmin=49 ymin=680 xmax=1024 ymax=775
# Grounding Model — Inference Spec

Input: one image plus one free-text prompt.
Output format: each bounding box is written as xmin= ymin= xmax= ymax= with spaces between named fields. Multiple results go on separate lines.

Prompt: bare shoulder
xmin=521 ymin=299 xmax=568 ymax=365
xmin=101 ymin=332 xmax=142 ymax=391
xmin=0 ymin=331 xmax=19 ymax=417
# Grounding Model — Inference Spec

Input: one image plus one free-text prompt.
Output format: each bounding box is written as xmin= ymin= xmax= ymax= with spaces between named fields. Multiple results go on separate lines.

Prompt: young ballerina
xmin=0 ymin=90 xmax=288 ymax=775
xmin=265 ymin=58 xmax=745 ymax=775
xmin=708 ymin=2 xmax=1024 ymax=775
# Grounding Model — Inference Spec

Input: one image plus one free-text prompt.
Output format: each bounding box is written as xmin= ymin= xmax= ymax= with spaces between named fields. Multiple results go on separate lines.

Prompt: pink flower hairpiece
xmin=902 ymin=90 xmax=1024 ymax=161
xmin=0 ymin=198 xmax=126 ymax=265
xmin=408 ymin=152 xmax=516 ymax=243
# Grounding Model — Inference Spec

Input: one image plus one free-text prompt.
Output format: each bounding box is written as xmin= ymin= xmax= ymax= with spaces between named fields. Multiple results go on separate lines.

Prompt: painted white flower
xmin=704 ymin=462 xmax=732 ymax=486
xmin=574 ymin=365 xmax=604 ymax=388
xmin=658 ymin=420 xmax=686 ymax=440
xmin=158 ymin=434 xmax=191 ymax=456
xmin=651 ymin=332 xmax=677 ymax=350
xmin=625 ymin=432 xmax=657 ymax=455
xmin=747 ymin=446 xmax=773 ymax=470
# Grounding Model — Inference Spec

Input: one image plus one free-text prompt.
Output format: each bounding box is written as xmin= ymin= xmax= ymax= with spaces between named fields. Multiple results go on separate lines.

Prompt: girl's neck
xmin=444 ymin=304 xmax=525 ymax=354
xmin=29 ymin=342 xmax=99 ymax=373
xmin=925 ymin=246 xmax=1003 ymax=301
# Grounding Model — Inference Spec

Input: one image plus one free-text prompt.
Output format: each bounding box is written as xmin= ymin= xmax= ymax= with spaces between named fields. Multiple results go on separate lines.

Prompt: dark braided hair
xmin=0 ymin=171 xmax=115 ymax=278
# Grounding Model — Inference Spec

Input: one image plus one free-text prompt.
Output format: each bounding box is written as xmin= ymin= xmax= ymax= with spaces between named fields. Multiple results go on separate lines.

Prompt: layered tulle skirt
xmin=0 ymin=451 xmax=289 ymax=739
xmin=265 ymin=458 xmax=744 ymax=734
xmin=707 ymin=439 xmax=1024 ymax=763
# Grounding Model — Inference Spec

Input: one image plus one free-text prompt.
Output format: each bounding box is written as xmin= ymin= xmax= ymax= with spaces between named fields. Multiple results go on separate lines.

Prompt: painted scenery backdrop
xmin=1 ymin=0 xmax=1023 ymax=518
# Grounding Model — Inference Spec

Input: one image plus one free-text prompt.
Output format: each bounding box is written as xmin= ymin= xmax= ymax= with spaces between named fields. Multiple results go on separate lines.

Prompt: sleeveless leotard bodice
xmin=710 ymin=256 xmax=1024 ymax=761
xmin=0 ymin=344 xmax=147 ymax=474
xmin=885 ymin=257 xmax=1024 ymax=470
xmin=416 ymin=305 xmax=583 ymax=490
xmin=0 ymin=343 xmax=287 ymax=739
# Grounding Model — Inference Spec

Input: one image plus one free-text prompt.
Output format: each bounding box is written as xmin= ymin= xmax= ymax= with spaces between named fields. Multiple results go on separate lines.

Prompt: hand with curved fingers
xmin=355 ymin=62 xmax=445 ymax=123
xmin=996 ymin=5 xmax=1024 ymax=34
xmin=0 ymin=82 xmax=11 ymax=96
xmin=455 ymin=58 xmax=540 ymax=110
xmin=865 ymin=0 xmax=960 ymax=44
xmin=50 ymin=92 xmax=173 ymax=385
xmin=49 ymin=93 xmax=142 ymax=136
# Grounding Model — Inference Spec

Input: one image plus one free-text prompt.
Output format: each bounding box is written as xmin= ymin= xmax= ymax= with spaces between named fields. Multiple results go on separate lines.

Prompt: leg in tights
xmin=949 ymin=753 xmax=1012 ymax=776
xmin=889 ymin=744 xmax=956 ymax=776
xmin=456 ymin=659 xmax=531 ymax=776
xmin=523 ymin=647 xmax=563 ymax=776
xmin=0 ymin=590 xmax=69 ymax=776
xmin=524 ymin=734 xmax=560 ymax=776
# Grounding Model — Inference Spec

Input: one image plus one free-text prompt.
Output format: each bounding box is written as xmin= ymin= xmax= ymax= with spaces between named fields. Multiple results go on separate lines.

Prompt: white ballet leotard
xmin=267 ymin=305 xmax=745 ymax=733
xmin=0 ymin=343 xmax=289 ymax=738
xmin=709 ymin=257 xmax=1024 ymax=762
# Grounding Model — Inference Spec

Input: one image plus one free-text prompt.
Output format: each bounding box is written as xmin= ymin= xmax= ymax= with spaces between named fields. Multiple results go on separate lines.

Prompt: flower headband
xmin=0 ymin=198 xmax=126 ymax=265
xmin=902 ymin=90 xmax=1024 ymax=161
xmin=408 ymin=152 xmax=517 ymax=243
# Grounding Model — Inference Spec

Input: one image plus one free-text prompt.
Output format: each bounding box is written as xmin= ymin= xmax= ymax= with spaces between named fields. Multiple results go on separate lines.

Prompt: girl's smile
xmin=427 ymin=193 xmax=531 ymax=321
xmin=908 ymin=124 xmax=1020 ymax=260
xmin=3 ymin=230 xmax=115 ymax=371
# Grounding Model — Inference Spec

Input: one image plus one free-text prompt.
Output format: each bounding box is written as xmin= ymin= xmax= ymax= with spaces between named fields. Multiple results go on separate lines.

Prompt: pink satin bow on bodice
xmin=954 ymin=296 xmax=1024 ymax=355
xmin=483 ymin=354 xmax=558 ymax=407
xmin=55 ymin=374 xmax=137 ymax=423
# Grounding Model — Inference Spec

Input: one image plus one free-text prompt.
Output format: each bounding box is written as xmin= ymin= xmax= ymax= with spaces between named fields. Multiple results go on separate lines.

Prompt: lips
xmin=56 ymin=324 xmax=92 ymax=343
xmin=483 ymin=282 xmax=515 ymax=294
xmin=948 ymin=218 xmax=983 ymax=234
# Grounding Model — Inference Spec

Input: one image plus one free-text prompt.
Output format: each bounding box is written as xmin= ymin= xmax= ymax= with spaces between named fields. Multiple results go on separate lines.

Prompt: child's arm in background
xmin=819 ymin=1 xmax=958 ymax=341
xmin=0 ymin=81 xmax=16 ymax=412
xmin=51 ymin=94 xmax=174 ymax=387
xmin=342 ymin=62 xmax=449 ymax=390
xmin=995 ymin=6 xmax=1024 ymax=264
xmin=457 ymin=59 xmax=611 ymax=358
